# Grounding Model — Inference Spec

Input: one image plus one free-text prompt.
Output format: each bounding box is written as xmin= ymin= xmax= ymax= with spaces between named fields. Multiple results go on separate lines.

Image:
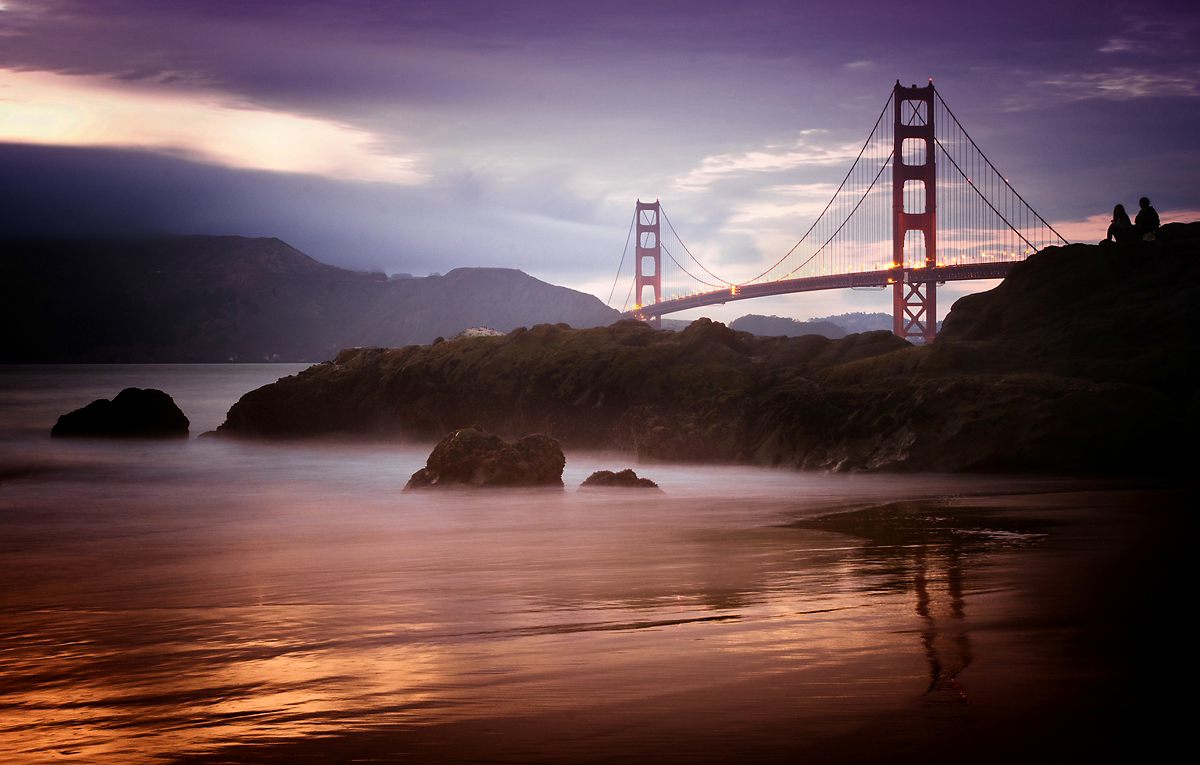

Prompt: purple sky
xmin=2 ymin=0 xmax=1198 ymax=320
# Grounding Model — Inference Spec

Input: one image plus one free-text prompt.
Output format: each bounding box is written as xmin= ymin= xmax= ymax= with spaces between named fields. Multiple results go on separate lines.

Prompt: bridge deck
xmin=625 ymin=262 xmax=1017 ymax=319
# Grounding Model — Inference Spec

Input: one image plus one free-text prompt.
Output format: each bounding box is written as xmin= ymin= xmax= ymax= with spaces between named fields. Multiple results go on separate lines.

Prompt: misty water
xmin=0 ymin=366 xmax=1182 ymax=763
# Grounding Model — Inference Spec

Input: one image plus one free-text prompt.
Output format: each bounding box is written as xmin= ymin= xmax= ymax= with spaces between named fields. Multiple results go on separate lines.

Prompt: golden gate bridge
xmin=609 ymin=81 xmax=1068 ymax=344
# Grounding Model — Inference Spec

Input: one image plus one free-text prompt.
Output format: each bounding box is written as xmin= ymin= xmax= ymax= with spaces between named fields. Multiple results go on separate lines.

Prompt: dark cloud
xmin=0 ymin=142 xmax=622 ymax=282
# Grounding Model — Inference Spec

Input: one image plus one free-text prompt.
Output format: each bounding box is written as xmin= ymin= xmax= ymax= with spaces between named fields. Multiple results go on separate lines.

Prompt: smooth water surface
xmin=0 ymin=366 xmax=1186 ymax=763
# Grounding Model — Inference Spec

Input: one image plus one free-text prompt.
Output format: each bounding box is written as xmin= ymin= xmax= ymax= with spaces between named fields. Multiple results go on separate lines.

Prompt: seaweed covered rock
xmin=51 ymin=388 xmax=190 ymax=439
xmin=579 ymin=469 xmax=661 ymax=490
xmin=405 ymin=427 xmax=565 ymax=489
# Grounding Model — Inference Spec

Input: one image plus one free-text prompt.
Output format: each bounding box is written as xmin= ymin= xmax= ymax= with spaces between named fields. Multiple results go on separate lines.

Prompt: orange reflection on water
xmin=0 ymin=444 xmax=1089 ymax=764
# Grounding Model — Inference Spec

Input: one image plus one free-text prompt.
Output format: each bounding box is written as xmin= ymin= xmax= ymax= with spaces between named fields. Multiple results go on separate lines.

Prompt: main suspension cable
xmin=660 ymin=207 xmax=734 ymax=286
xmin=742 ymin=93 xmax=895 ymax=284
xmin=607 ymin=211 xmax=636 ymax=307
xmin=934 ymin=91 xmax=1069 ymax=245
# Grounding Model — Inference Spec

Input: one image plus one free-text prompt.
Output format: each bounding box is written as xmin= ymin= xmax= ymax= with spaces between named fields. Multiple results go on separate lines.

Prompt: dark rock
xmin=579 ymin=469 xmax=661 ymax=490
xmin=215 ymin=318 xmax=906 ymax=449
xmin=52 ymin=388 xmax=189 ymax=438
xmin=404 ymin=427 xmax=565 ymax=489
xmin=513 ymin=433 xmax=568 ymax=484
xmin=750 ymin=373 xmax=1171 ymax=473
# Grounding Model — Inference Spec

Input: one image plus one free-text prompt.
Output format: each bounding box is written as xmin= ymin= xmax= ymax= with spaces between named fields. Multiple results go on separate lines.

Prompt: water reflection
xmin=915 ymin=545 xmax=973 ymax=703
xmin=4 ymin=408 xmax=1136 ymax=765
xmin=792 ymin=500 xmax=1049 ymax=711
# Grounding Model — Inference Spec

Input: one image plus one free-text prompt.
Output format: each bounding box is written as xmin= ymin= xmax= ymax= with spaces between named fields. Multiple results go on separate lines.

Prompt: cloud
xmin=1037 ymin=67 xmax=1200 ymax=100
xmin=725 ymin=183 xmax=840 ymax=225
xmin=672 ymin=136 xmax=862 ymax=192
xmin=1099 ymin=11 xmax=1197 ymax=55
xmin=0 ymin=68 xmax=427 ymax=183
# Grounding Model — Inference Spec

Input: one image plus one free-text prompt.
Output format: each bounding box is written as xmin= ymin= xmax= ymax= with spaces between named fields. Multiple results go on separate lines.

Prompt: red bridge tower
xmin=635 ymin=200 xmax=662 ymax=329
xmin=892 ymin=81 xmax=937 ymax=344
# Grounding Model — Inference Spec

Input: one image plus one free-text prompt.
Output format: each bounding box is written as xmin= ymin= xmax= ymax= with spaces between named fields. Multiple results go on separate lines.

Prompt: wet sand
xmin=148 ymin=486 xmax=1190 ymax=765
xmin=2 ymin=435 xmax=1188 ymax=765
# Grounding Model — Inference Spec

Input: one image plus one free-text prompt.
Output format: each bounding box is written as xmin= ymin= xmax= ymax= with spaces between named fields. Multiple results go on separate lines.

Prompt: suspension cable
xmin=934 ymin=91 xmax=1069 ymax=245
xmin=740 ymin=93 xmax=895 ymax=284
xmin=934 ymin=136 xmax=1042 ymax=253
xmin=607 ymin=210 xmax=636 ymax=307
xmin=659 ymin=208 xmax=734 ymax=286
xmin=660 ymin=243 xmax=729 ymax=289
xmin=788 ymin=150 xmax=894 ymax=276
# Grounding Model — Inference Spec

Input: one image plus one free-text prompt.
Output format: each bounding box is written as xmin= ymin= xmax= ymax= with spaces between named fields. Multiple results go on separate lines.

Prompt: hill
xmin=212 ymin=223 xmax=1200 ymax=474
xmin=809 ymin=311 xmax=892 ymax=334
xmin=0 ymin=236 xmax=619 ymax=362
xmin=729 ymin=315 xmax=848 ymax=339
xmin=664 ymin=312 xmax=891 ymax=336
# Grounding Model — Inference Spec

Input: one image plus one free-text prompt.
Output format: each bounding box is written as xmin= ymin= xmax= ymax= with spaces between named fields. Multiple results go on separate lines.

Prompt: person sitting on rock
xmin=1134 ymin=197 xmax=1160 ymax=241
xmin=1107 ymin=204 xmax=1134 ymax=243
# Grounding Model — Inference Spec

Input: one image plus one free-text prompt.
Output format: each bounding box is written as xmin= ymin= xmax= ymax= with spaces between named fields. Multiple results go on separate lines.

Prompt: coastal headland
xmin=214 ymin=223 xmax=1200 ymax=474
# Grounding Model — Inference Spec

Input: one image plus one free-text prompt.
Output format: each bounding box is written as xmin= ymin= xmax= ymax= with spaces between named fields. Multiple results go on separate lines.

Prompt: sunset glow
xmin=0 ymin=69 xmax=426 ymax=183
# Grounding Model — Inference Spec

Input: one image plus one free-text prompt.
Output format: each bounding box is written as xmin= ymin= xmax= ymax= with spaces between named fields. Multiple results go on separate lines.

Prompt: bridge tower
xmin=635 ymin=200 xmax=662 ymax=328
xmin=892 ymin=81 xmax=937 ymax=344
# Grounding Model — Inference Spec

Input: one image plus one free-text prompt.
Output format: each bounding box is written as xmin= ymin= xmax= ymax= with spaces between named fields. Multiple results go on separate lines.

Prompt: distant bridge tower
xmin=892 ymin=81 xmax=937 ymax=344
xmin=635 ymin=200 xmax=662 ymax=329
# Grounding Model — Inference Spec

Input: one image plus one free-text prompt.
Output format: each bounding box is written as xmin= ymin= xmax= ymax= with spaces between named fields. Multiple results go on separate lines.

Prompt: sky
xmin=2 ymin=0 xmax=1198 ymax=322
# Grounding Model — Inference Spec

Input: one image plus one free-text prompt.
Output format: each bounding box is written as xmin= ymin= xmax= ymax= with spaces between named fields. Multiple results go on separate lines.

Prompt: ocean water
xmin=0 ymin=366 xmax=1182 ymax=763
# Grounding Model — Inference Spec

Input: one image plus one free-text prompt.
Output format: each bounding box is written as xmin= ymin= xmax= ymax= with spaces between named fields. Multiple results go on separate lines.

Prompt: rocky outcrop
xmin=749 ymin=373 xmax=1170 ymax=473
xmin=215 ymin=225 xmax=1200 ymax=475
xmin=404 ymin=427 xmax=565 ymax=488
xmin=214 ymin=319 xmax=909 ymax=461
xmin=579 ymin=469 xmax=661 ymax=490
xmin=52 ymin=388 xmax=190 ymax=438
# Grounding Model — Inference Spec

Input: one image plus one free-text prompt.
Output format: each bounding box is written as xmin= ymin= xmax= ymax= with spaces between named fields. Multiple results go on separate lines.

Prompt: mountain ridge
xmin=1 ymin=235 xmax=620 ymax=363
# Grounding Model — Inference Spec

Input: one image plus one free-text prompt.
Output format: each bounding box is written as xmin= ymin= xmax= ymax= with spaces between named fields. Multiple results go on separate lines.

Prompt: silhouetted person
xmin=1134 ymin=197 xmax=1160 ymax=240
xmin=1107 ymin=204 xmax=1133 ymax=243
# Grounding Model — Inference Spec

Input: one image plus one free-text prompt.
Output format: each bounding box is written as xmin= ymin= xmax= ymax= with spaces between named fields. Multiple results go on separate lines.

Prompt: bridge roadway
xmin=624 ymin=261 xmax=1017 ymax=320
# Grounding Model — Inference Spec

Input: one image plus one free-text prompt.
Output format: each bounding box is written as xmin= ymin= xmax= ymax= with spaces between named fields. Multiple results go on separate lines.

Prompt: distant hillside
xmin=664 ymin=312 xmax=891 ymax=336
xmin=0 ymin=236 xmax=619 ymax=362
xmin=729 ymin=314 xmax=847 ymax=339
xmin=808 ymin=312 xmax=892 ymax=334
xmin=730 ymin=312 xmax=941 ymax=337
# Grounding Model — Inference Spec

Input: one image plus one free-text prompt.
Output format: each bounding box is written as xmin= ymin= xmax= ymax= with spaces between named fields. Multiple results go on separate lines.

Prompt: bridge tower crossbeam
xmin=892 ymin=81 xmax=937 ymax=344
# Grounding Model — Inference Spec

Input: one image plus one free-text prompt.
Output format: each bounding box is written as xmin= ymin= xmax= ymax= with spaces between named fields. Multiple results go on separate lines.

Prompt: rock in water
xmin=579 ymin=469 xmax=661 ymax=490
xmin=52 ymin=388 xmax=190 ymax=438
xmin=405 ymin=427 xmax=565 ymax=489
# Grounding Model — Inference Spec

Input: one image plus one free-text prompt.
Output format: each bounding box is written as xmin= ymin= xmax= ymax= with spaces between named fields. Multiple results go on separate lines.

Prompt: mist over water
xmin=0 ymin=367 xmax=1182 ymax=763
